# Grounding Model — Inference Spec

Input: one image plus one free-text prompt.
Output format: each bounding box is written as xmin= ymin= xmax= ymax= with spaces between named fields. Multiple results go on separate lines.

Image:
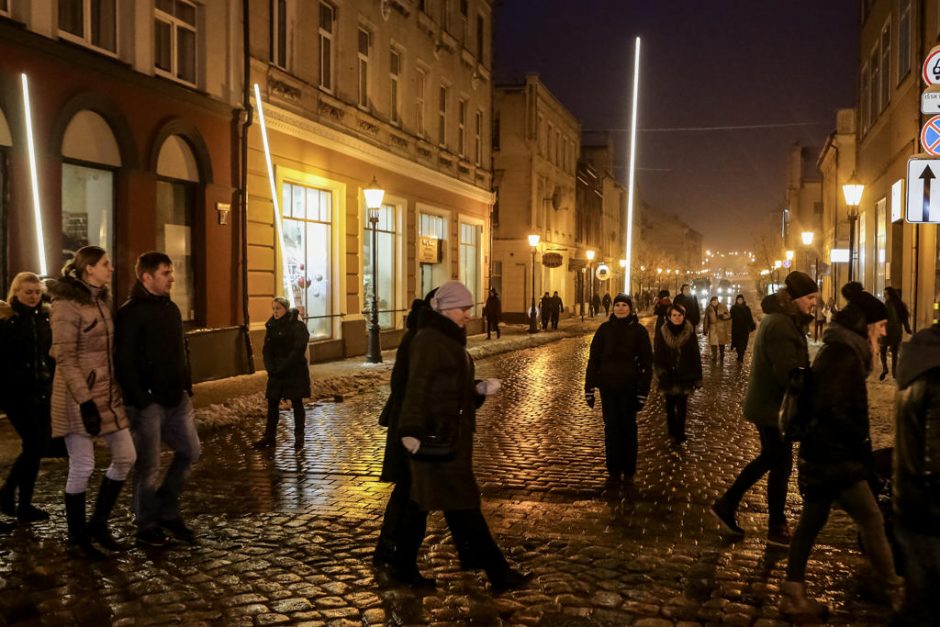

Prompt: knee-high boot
xmin=292 ymin=400 xmax=305 ymax=451
xmin=87 ymin=478 xmax=128 ymax=551
xmin=65 ymin=492 xmax=106 ymax=560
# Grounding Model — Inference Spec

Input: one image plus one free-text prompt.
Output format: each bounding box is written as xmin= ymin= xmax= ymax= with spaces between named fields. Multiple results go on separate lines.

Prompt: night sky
xmin=494 ymin=0 xmax=859 ymax=250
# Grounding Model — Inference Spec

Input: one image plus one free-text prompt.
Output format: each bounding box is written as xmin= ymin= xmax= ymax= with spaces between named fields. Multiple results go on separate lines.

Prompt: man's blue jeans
xmin=128 ymin=395 xmax=201 ymax=530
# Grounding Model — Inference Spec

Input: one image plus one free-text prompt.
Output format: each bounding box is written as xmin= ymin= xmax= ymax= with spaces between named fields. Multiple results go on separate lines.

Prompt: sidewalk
xmin=191 ymin=313 xmax=613 ymax=431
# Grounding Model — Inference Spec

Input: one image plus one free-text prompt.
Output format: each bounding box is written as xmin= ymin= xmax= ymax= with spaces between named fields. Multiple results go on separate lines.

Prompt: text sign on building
xmin=541 ymin=252 xmax=563 ymax=268
xmin=923 ymin=88 xmax=940 ymax=114
xmin=891 ymin=179 xmax=904 ymax=222
xmin=417 ymin=236 xmax=440 ymax=263
xmin=905 ymin=158 xmax=940 ymax=223
xmin=921 ymin=116 xmax=940 ymax=155
xmin=922 ymin=45 xmax=940 ymax=86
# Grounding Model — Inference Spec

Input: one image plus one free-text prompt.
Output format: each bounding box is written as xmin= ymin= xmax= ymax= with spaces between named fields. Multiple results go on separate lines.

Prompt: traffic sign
xmin=905 ymin=158 xmax=940 ymax=223
xmin=921 ymin=116 xmax=940 ymax=155
xmin=923 ymin=88 xmax=940 ymax=114
xmin=923 ymin=46 xmax=940 ymax=86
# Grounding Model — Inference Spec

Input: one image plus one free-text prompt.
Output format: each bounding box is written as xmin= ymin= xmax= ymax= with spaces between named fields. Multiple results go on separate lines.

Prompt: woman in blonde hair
xmin=0 ymin=272 xmax=55 ymax=526
xmin=49 ymin=246 xmax=136 ymax=559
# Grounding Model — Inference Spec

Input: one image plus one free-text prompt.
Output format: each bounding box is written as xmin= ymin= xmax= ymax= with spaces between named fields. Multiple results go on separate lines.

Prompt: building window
xmin=418 ymin=0 xmax=427 ymax=14
xmin=458 ymin=0 xmax=468 ymax=45
xmin=476 ymin=13 xmax=485 ymax=60
xmin=0 ymin=0 xmax=9 ymax=15
xmin=554 ymin=130 xmax=560 ymax=165
xmin=860 ymin=62 xmax=870 ymax=134
xmin=880 ymin=21 xmax=890 ymax=111
xmin=899 ymin=0 xmax=911 ymax=80
xmin=281 ymin=182 xmax=333 ymax=339
xmin=457 ymin=99 xmax=467 ymax=156
xmin=62 ymin=163 xmax=114 ymax=263
xmin=318 ymin=2 xmax=334 ymax=91
xmin=416 ymin=67 xmax=427 ymax=136
xmin=58 ymin=0 xmax=117 ymax=53
xmin=875 ymin=198 xmax=886 ymax=298
xmin=357 ymin=28 xmax=370 ymax=109
xmin=438 ymin=83 xmax=448 ymax=147
xmin=389 ymin=49 xmax=401 ymax=125
xmin=154 ymin=0 xmax=197 ymax=85
xmin=440 ymin=0 xmax=449 ymax=32
xmin=474 ymin=109 xmax=483 ymax=165
xmin=491 ymin=260 xmax=502 ymax=298
xmin=492 ymin=111 xmax=500 ymax=151
xmin=156 ymin=180 xmax=195 ymax=322
xmin=547 ymin=124 xmax=554 ymax=162
xmin=459 ymin=223 xmax=481 ymax=315
xmin=363 ymin=204 xmax=397 ymax=329
xmin=271 ymin=0 xmax=289 ymax=69
xmin=868 ymin=46 xmax=879 ymax=126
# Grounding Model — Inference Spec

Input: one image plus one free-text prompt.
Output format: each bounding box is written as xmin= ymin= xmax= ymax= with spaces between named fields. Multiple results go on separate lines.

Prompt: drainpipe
xmin=239 ymin=0 xmax=255 ymax=372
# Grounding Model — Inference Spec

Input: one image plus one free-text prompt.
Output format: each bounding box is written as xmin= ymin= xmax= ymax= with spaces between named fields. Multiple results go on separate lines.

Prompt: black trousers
xmin=599 ymin=389 xmax=638 ymax=477
xmin=664 ymin=394 xmax=688 ymax=441
xmin=550 ymin=313 xmax=559 ymax=330
xmin=485 ymin=318 xmax=500 ymax=338
xmin=2 ymin=405 xmax=51 ymax=510
xmin=721 ymin=424 xmax=792 ymax=527
xmin=264 ymin=398 xmax=305 ymax=439
xmin=880 ymin=341 xmax=900 ymax=377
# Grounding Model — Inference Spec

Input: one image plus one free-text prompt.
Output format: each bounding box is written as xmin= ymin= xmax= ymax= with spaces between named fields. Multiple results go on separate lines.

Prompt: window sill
xmin=58 ymin=31 xmax=119 ymax=59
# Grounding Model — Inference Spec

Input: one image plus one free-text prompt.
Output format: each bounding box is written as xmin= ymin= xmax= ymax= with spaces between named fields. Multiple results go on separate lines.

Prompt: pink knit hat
xmin=431 ymin=280 xmax=474 ymax=311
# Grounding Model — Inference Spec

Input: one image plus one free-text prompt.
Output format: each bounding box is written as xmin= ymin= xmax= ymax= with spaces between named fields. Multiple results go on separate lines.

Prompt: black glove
xmin=584 ymin=389 xmax=596 ymax=409
xmin=79 ymin=400 xmax=101 ymax=436
xmin=636 ymin=394 xmax=648 ymax=411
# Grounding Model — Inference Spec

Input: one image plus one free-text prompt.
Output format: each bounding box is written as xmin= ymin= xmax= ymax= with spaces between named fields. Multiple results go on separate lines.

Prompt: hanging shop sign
xmin=595 ymin=264 xmax=611 ymax=281
xmin=541 ymin=252 xmax=563 ymax=268
xmin=418 ymin=236 xmax=442 ymax=263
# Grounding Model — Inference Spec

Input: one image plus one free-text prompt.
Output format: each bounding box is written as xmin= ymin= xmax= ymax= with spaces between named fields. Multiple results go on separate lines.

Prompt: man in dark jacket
xmin=115 ymin=252 xmax=200 ymax=547
xmin=484 ymin=289 xmax=501 ymax=339
xmin=602 ymin=292 xmax=612 ymax=316
xmin=710 ymin=271 xmax=816 ymax=547
xmin=550 ymin=291 xmax=563 ymax=330
xmin=673 ymin=284 xmax=701 ymax=330
xmin=893 ymin=323 xmax=940 ymax=623
xmin=653 ymin=290 xmax=672 ymax=332
xmin=539 ymin=292 xmax=552 ymax=330
xmin=585 ymin=293 xmax=653 ymax=480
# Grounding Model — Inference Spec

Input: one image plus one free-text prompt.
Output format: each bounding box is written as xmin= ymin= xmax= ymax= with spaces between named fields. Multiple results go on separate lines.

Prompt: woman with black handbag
xmin=730 ymin=294 xmax=756 ymax=363
xmin=396 ymin=280 xmax=530 ymax=593
xmin=653 ymin=304 xmax=702 ymax=445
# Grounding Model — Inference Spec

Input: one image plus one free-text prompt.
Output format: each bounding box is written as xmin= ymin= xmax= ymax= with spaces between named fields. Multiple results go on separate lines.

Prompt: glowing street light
xmin=364 ymin=177 xmax=386 ymax=363
xmin=801 ymin=231 xmax=815 ymax=246
xmin=624 ymin=36 xmax=642 ymax=295
xmin=21 ymin=74 xmax=47 ymax=276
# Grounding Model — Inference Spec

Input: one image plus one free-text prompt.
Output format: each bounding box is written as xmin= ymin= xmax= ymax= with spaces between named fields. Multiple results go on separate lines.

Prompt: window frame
xmin=416 ymin=66 xmax=427 ymax=137
xmin=58 ymin=0 xmax=119 ymax=57
xmin=357 ymin=27 xmax=371 ymax=110
xmin=457 ymin=98 xmax=467 ymax=157
xmin=362 ymin=202 xmax=399 ymax=330
xmin=438 ymin=83 xmax=448 ymax=148
xmin=898 ymin=0 xmax=911 ymax=82
xmin=318 ymin=1 xmax=335 ymax=92
xmin=868 ymin=45 xmax=879 ymax=127
xmin=154 ymin=0 xmax=198 ymax=87
xmin=860 ymin=61 xmax=870 ymax=135
xmin=0 ymin=0 xmax=9 ymax=16
xmin=389 ymin=48 xmax=401 ymax=125
xmin=271 ymin=0 xmax=290 ymax=69
xmin=474 ymin=109 xmax=483 ymax=165
xmin=458 ymin=0 xmax=468 ymax=45
xmin=880 ymin=19 xmax=890 ymax=112
xmin=476 ymin=12 xmax=485 ymax=61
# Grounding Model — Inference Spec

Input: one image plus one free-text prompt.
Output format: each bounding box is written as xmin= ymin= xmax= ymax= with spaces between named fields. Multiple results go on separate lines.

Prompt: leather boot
xmin=87 ymin=478 xmax=128 ymax=551
xmin=64 ymin=492 xmax=106 ymax=560
xmin=780 ymin=581 xmax=827 ymax=619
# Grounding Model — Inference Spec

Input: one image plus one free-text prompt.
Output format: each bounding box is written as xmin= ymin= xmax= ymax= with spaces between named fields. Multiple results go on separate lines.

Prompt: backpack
xmin=778 ymin=366 xmax=816 ymax=441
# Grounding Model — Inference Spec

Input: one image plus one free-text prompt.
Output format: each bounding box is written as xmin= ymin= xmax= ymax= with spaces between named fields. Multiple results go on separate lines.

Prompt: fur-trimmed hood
xmin=46 ymin=276 xmax=110 ymax=306
xmin=0 ymin=298 xmax=50 ymax=321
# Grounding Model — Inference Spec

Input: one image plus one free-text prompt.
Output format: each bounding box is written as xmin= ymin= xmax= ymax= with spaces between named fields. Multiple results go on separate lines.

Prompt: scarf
xmin=659 ymin=320 xmax=693 ymax=349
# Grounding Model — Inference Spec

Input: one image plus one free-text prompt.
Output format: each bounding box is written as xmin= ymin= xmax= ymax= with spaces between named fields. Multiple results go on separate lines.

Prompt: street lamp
xmin=586 ymin=249 xmax=596 ymax=317
xmin=801 ymin=230 xmax=821 ymax=340
xmin=364 ymin=177 xmax=386 ymax=363
xmin=842 ymin=173 xmax=864 ymax=282
xmin=528 ymin=234 xmax=540 ymax=333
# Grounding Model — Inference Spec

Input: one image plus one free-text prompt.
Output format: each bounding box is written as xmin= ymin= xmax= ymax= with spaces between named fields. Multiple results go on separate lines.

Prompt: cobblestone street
xmin=0 ymin=326 xmax=896 ymax=626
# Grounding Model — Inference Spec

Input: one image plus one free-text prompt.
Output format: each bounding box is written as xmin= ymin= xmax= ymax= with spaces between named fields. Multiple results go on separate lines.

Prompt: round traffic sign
xmin=921 ymin=115 xmax=940 ymax=155
xmin=923 ymin=46 xmax=940 ymax=86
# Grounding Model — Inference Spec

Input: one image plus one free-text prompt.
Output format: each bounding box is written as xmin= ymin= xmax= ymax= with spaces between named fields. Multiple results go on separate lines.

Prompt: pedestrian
xmin=879 ymin=286 xmax=911 ymax=381
xmin=0 ymin=272 xmax=55 ymax=526
xmin=540 ymin=291 xmax=551 ymax=330
xmin=780 ymin=282 xmax=903 ymax=617
xmin=653 ymin=304 xmax=702 ymax=445
xmin=585 ymin=293 xmax=653 ymax=481
xmin=602 ymin=292 xmax=612 ymax=316
xmin=591 ymin=292 xmax=601 ymax=318
xmin=730 ymin=294 xmax=756 ymax=363
xmin=114 ymin=252 xmax=201 ymax=548
xmin=703 ymin=296 xmax=732 ymax=362
xmin=251 ymin=297 xmax=311 ymax=451
xmin=49 ymin=246 xmax=136 ymax=559
xmin=396 ymin=280 xmax=531 ymax=592
xmin=673 ymin=284 xmax=701 ymax=330
xmin=653 ymin=289 xmax=672 ymax=332
xmin=550 ymin=291 xmax=563 ymax=330
xmin=710 ymin=271 xmax=817 ymax=547
xmin=893 ymin=321 xmax=940 ymax=624
xmin=373 ymin=292 xmax=434 ymax=578
xmin=484 ymin=288 xmax=501 ymax=339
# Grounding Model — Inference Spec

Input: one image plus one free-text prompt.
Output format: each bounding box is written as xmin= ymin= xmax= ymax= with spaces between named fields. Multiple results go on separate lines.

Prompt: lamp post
xmin=802 ymin=230 xmax=820 ymax=340
xmin=842 ymin=173 xmax=864 ymax=283
xmin=619 ymin=258 xmax=627 ymax=295
xmin=364 ymin=178 xmax=385 ymax=363
xmin=528 ymin=234 xmax=540 ymax=333
xmin=586 ymin=249 xmax=596 ymax=317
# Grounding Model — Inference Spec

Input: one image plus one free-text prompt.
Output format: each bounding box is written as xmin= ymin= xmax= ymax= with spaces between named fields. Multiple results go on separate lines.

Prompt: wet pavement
xmin=0 ymin=325 xmax=897 ymax=625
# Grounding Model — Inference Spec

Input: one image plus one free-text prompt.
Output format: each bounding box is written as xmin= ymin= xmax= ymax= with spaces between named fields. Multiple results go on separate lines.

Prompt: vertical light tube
xmin=21 ymin=74 xmax=48 ymax=277
xmin=253 ymin=83 xmax=296 ymax=308
xmin=624 ymin=37 xmax=641 ymax=295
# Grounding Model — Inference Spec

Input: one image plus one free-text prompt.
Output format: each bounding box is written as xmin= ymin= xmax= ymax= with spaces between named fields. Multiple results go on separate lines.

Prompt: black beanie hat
xmin=785 ymin=271 xmax=818 ymax=299
xmin=613 ymin=293 xmax=633 ymax=308
xmin=841 ymin=282 xmax=887 ymax=324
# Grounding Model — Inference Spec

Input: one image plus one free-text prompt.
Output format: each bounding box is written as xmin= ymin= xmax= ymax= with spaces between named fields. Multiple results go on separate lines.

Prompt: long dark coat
xmin=263 ymin=309 xmax=311 ymax=401
xmin=730 ymin=302 xmax=755 ymax=353
xmin=653 ymin=320 xmax=702 ymax=395
xmin=0 ymin=298 xmax=54 ymax=414
xmin=585 ymin=313 xmax=653 ymax=406
xmin=484 ymin=293 xmax=501 ymax=323
xmin=883 ymin=298 xmax=911 ymax=346
xmin=397 ymin=310 xmax=485 ymax=511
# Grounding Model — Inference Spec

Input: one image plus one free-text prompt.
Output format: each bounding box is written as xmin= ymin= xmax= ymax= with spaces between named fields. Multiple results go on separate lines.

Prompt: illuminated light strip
xmin=253 ymin=83 xmax=296 ymax=308
xmin=21 ymin=74 xmax=48 ymax=276
xmin=624 ymin=37 xmax=640 ymax=296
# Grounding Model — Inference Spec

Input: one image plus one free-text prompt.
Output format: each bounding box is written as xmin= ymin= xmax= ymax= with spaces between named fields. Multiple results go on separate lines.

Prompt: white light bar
xmin=624 ymin=37 xmax=641 ymax=295
xmin=253 ymin=83 xmax=296 ymax=308
xmin=21 ymin=74 xmax=47 ymax=276
xmin=830 ymin=248 xmax=850 ymax=263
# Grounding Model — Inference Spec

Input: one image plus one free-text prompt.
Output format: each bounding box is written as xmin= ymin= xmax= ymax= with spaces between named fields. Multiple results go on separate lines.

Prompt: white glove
xmin=401 ymin=436 xmax=421 ymax=454
xmin=475 ymin=378 xmax=501 ymax=396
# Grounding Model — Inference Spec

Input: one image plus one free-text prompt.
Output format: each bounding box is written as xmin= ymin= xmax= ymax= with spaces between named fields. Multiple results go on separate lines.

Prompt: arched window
xmin=156 ymin=135 xmax=199 ymax=322
xmin=61 ymin=110 xmax=120 ymax=266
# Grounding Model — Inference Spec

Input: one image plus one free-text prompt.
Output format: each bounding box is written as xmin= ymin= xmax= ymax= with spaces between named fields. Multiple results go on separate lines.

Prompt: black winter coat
xmin=114 ymin=282 xmax=192 ymax=409
xmin=893 ymin=323 xmax=940 ymax=534
xmin=0 ymin=298 xmax=54 ymax=413
xmin=673 ymin=293 xmax=701 ymax=328
xmin=484 ymin=294 xmax=501 ymax=322
xmin=653 ymin=298 xmax=672 ymax=332
xmin=397 ymin=310 xmax=485 ymax=511
xmin=730 ymin=303 xmax=755 ymax=351
xmin=797 ymin=322 xmax=874 ymax=500
xmin=585 ymin=313 xmax=653 ymax=407
xmin=653 ymin=320 xmax=702 ymax=394
xmin=263 ymin=309 xmax=311 ymax=401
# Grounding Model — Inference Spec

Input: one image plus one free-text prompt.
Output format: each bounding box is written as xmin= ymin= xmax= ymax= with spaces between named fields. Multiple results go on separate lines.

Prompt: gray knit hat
xmin=431 ymin=280 xmax=474 ymax=311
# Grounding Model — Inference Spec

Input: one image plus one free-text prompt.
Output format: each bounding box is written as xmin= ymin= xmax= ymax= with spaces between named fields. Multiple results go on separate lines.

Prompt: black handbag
xmin=779 ymin=366 xmax=815 ymax=442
